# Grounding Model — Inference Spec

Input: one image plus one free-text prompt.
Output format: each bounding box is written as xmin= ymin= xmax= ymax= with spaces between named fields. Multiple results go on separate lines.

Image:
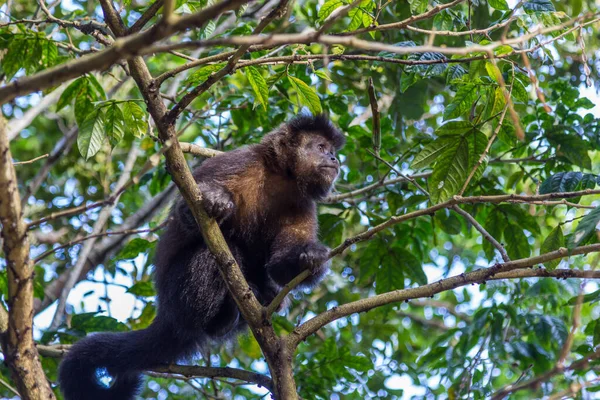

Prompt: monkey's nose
xmin=330 ymin=156 xmax=338 ymax=163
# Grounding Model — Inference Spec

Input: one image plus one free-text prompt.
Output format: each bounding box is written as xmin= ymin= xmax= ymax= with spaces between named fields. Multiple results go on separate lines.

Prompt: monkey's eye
xmin=318 ymin=144 xmax=326 ymax=153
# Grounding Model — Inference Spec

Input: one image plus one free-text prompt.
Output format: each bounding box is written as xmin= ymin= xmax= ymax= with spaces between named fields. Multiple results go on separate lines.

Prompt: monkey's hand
xmin=199 ymin=182 xmax=235 ymax=221
xmin=299 ymin=243 xmax=330 ymax=279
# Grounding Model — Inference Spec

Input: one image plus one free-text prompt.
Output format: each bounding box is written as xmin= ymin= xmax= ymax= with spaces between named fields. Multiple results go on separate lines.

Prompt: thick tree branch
xmin=338 ymin=0 xmax=466 ymax=36
xmin=98 ymin=2 xmax=298 ymax=397
xmin=0 ymin=0 xmax=251 ymax=105
xmin=0 ymin=118 xmax=55 ymax=399
xmin=288 ymin=244 xmax=600 ymax=347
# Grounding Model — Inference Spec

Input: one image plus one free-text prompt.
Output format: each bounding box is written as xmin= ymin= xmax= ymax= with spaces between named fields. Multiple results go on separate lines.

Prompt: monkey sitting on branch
xmin=58 ymin=114 xmax=346 ymax=400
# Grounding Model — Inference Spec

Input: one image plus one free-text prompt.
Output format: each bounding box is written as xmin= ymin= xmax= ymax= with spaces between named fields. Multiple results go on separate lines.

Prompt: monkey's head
xmin=262 ymin=115 xmax=346 ymax=199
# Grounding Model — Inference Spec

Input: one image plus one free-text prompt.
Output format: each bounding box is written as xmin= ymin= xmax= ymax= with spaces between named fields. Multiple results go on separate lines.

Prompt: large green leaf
xmin=122 ymin=101 xmax=147 ymax=138
xmin=377 ymin=254 xmax=404 ymax=294
xmin=539 ymin=172 xmax=585 ymax=194
xmin=570 ymin=206 xmax=600 ymax=249
xmin=540 ymin=226 xmax=565 ymax=270
xmin=504 ymin=224 xmax=530 ymax=259
xmin=127 ymin=281 xmax=156 ymax=297
xmin=489 ymin=0 xmax=509 ymax=10
xmin=443 ymin=83 xmax=478 ymax=120
xmin=465 ymin=128 xmax=488 ymax=186
xmin=184 ymin=63 xmax=226 ymax=86
xmin=483 ymin=209 xmax=504 ymax=260
xmin=57 ymin=77 xmax=87 ymax=111
xmin=524 ymin=0 xmax=556 ymax=12
xmin=104 ymin=103 xmax=125 ymax=147
xmin=245 ymin=66 xmax=269 ymax=111
xmin=318 ymin=0 xmax=343 ymax=21
xmin=77 ymin=109 xmax=105 ymax=160
xmin=412 ymin=138 xmax=456 ymax=170
xmin=288 ymin=75 xmax=323 ymax=115
xmin=429 ymin=137 xmax=469 ymax=203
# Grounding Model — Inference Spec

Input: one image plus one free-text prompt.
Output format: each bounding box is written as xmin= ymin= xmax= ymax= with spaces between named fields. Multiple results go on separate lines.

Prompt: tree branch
xmin=330 ymin=189 xmax=600 ymax=257
xmin=452 ymin=205 xmax=510 ymax=262
xmin=35 ymin=344 xmax=274 ymax=390
xmin=0 ymin=118 xmax=55 ymax=399
xmin=0 ymin=0 xmax=252 ymax=105
xmin=289 ymin=244 xmax=600 ymax=346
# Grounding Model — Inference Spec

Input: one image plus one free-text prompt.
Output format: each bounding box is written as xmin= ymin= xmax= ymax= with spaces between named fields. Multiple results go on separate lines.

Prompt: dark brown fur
xmin=58 ymin=115 xmax=345 ymax=400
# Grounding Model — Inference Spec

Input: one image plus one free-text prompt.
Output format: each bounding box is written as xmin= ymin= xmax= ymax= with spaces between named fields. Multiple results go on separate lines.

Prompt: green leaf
xmin=77 ymin=108 xmax=105 ymax=160
xmin=393 ymin=246 xmax=427 ymax=285
xmin=466 ymin=128 xmax=488 ymax=185
xmin=483 ymin=210 xmax=504 ymax=260
xmin=485 ymin=62 xmax=503 ymax=83
xmin=412 ymin=138 xmax=456 ymax=170
xmin=319 ymin=213 xmax=344 ymax=247
xmin=377 ymin=253 xmax=404 ymax=294
xmin=122 ymin=101 xmax=147 ymax=138
xmin=541 ymin=226 xmax=564 ymax=270
xmin=489 ymin=0 xmax=509 ymax=10
xmin=127 ymin=281 xmax=156 ymax=297
xmin=129 ymin=302 xmax=156 ymax=330
xmin=74 ymin=80 xmax=96 ymax=126
xmin=443 ymin=83 xmax=478 ymax=120
xmin=429 ymin=137 xmax=469 ymax=203
xmin=288 ymin=75 xmax=322 ymax=114
xmin=245 ymin=66 xmax=269 ymax=111
xmin=184 ymin=63 xmax=226 ymax=87
xmin=86 ymin=74 xmax=107 ymax=100
xmin=567 ymin=289 xmax=600 ymax=305
xmin=439 ymin=211 xmax=462 ymax=235
xmin=446 ymin=64 xmax=467 ymax=84
xmin=104 ymin=103 xmax=125 ymax=147
xmin=408 ymin=0 xmax=428 ymax=14
xmin=346 ymin=9 xmax=366 ymax=31
xmin=72 ymin=313 xmax=128 ymax=333
xmin=318 ymin=0 xmax=343 ymax=22
xmin=118 ymin=238 xmax=154 ymax=259
xmin=503 ymin=224 xmax=530 ymax=259
xmin=436 ymin=121 xmax=474 ymax=136
xmin=360 ymin=239 xmax=383 ymax=279
xmin=547 ymin=133 xmax=591 ymax=169
xmin=314 ymin=70 xmax=332 ymax=81
xmin=433 ymin=11 xmax=453 ymax=31
xmin=524 ymin=0 xmax=556 ymax=12
xmin=539 ymin=172 xmax=583 ymax=194
xmin=57 ymin=77 xmax=87 ymax=111
xmin=570 ymin=206 xmax=600 ymax=249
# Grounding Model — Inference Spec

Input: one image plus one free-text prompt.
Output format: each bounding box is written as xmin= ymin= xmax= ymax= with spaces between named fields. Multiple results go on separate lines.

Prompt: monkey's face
xmin=295 ymin=134 xmax=340 ymax=198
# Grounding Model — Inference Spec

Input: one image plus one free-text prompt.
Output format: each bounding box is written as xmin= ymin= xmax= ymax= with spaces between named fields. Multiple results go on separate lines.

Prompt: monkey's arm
xmin=175 ymin=149 xmax=253 ymax=232
xmin=266 ymin=217 xmax=330 ymax=288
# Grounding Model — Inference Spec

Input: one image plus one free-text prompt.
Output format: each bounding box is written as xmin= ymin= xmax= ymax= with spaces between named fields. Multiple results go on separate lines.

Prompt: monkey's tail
xmin=58 ymin=322 xmax=194 ymax=400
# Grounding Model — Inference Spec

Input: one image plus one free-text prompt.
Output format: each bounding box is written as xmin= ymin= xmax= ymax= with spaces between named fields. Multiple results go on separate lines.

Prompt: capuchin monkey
xmin=58 ymin=115 xmax=346 ymax=400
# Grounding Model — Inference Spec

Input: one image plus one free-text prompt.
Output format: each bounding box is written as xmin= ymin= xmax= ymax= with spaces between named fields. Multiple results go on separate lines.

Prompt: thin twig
xmin=12 ymin=154 xmax=49 ymax=165
xmin=452 ymin=205 xmax=510 ymax=262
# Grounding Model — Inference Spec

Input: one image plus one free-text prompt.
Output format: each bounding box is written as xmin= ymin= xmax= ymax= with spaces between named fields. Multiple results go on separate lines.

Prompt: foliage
xmin=1 ymin=0 xmax=600 ymax=399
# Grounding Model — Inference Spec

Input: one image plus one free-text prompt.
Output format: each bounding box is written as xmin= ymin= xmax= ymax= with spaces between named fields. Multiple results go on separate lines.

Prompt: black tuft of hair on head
xmin=287 ymin=114 xmax=346 ymax=150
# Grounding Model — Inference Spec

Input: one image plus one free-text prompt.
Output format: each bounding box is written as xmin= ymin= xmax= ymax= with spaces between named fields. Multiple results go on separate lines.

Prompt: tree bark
xmin=0 ymin=117 xmax=56 ymax=399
